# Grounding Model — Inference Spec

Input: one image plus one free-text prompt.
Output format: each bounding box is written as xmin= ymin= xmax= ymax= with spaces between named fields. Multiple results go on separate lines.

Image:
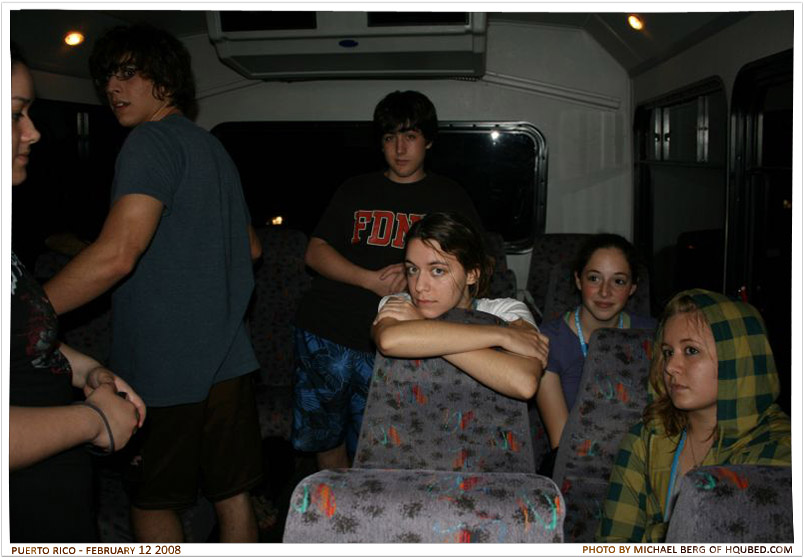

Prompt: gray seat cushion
xmin=249 ymin=227 xmax=311 ymax=387
xmin=283 ymin=468 xmax=565 ymax=543
xmin=552 ymin=327 xmax=655 ymax=542
xmin=526 ymin=233 xmax=591 ymax=322
xmin=665 ymin=465 xmax=793 ymax=543
xmin=355 ymin=308 xmax=535 ymax=473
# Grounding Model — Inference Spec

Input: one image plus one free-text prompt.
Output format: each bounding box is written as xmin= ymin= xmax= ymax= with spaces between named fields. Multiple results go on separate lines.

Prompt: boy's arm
xmin=44 ymin=194 xmax=163 ymax=315
xmin=305 ymin=236 xmax=406 ymax=296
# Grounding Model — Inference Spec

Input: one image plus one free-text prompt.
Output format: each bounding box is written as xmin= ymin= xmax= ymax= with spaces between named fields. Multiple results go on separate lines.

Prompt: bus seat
xmin=354 ymin=308 xmax=535 ymax=474
xmin=283 ymin=468 xmax=565 ymax=543
xmin=484 ymin=231 xmax=509 ymax=273
xmin=489 ymin=268 xmax=518 ymax=299
xmin=665 ymin=465 xmax=793 ymax=543
xmin=551 ymin=327 xmax=654 ymax=542
xmin=249 ymin=226 xmax=312 ymax=439
xmin=526 ymin=234 xmax=591 ymax=323
xmin=485 ymin=231 xmax=518 ymax=299
xmin=527 ymin=401 xmax=552 ymax=475
xmin=542 ymin=262 xmax=652 ymax=324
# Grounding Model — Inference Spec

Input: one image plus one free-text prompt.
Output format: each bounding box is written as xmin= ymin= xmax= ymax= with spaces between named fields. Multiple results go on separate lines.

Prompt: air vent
xmin=207 ymin=11 xmax=487 ymax=80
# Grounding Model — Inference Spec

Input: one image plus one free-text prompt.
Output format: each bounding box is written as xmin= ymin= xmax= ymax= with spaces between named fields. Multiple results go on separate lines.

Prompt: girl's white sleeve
xmin=377 ymin=292 xmax=412 ymax=312
xmin=476 ymin=298 xmax=538 ymax=328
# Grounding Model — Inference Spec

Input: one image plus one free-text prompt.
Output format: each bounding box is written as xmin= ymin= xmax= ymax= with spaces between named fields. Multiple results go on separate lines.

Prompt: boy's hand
xmin=367 ymin=263 xmax=407 ymax=296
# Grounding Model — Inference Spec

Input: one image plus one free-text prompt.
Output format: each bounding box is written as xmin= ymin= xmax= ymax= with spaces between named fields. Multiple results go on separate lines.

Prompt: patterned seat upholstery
xmin=489 ymin=268 xmax=518 ymax=300
xmin=542 ymin=262 xmax=652 ymax=324
xmin=485 ymin=231 xmax=517 ymax=299
xmin=526 ymin=233 xmax=591 ymax=323
xmin=551 ymin=327 xmax=654 ymax=542
xmin=484 ymin=231 xmax=508 ymax=273
xmin=354 ymin=308 xmax=535 ymax=474
xmin=527 ymin=402 xmax=552 ymax=473
xmin=249 ymin=226 xmax=311 ymax=439
xmin=283 ymin=468 xmax=565 ymax=543
xmin=250 ymin=227 xmax=311 ymax=387
xmin=665 ymin=465 xmax=793 ymax=543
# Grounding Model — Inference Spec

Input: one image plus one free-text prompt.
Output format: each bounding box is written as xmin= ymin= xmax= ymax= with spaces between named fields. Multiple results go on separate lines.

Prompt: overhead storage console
xmin=206 ymin=11 xmax=487 ymax=80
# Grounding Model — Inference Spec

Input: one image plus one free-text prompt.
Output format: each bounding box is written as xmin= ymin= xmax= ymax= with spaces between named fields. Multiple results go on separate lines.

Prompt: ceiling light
xmin=64 ymin=32 xmax=85 ymax=46
xmin=628 ymin=15 xmax=644 ymax=31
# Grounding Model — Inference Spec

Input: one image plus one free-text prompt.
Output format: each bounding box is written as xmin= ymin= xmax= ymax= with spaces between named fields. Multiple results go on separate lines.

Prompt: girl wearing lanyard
xmin=536 ymin=234 xmax=655 ymax=474
xmin=596 ymin=289 xmax=790 ymax=542
xmin=373 ymin=211 xmax=549 ymax=400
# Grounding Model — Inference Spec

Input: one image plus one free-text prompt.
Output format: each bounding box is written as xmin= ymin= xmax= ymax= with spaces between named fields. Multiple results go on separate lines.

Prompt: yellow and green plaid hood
xmin=597 ymin=289 xmax=790 ymax=543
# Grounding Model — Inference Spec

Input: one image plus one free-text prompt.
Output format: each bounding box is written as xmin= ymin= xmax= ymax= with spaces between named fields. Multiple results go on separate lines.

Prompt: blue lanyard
xmin=665 ymin=429 xmax=687 ymax=521
xmin=574 ymin=306 xmax=624 ymax=358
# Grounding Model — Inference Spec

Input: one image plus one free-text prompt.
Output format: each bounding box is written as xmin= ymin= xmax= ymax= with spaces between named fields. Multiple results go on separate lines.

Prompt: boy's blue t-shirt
xmin=108 ymin=114 xmax=258 ymax=406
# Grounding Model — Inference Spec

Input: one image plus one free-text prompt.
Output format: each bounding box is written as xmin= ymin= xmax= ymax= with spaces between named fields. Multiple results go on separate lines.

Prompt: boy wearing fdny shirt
xmin=292 ymin=91 xmax=481 ymax=468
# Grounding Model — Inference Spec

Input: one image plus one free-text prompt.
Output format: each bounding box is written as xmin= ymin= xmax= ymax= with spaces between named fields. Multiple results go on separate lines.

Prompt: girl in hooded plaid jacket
xmin=596 ymin=289 xmax=790 ymax=543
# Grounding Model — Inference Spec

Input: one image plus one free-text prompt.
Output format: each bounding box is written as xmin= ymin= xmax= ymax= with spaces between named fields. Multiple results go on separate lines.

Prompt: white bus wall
xmin=633 ymin=11 xmax=794 ymax=107
xmin=633 ymin=10 xmax=793 ymax=300
xmin=188 ymin=20 xmax=632 ymax=293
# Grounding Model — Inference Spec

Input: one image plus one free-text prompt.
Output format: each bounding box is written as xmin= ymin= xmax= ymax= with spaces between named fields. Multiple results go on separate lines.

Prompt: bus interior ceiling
xmin=8 ymin=7 xmax=795 ymax=542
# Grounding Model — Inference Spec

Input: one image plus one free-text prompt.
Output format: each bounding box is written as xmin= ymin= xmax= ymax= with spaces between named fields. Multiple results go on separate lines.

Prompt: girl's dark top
xmin=10 ymin=252 xmax=96 ymax=542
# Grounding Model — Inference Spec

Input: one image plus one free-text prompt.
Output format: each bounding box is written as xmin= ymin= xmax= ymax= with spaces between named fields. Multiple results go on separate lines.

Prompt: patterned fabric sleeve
xmin=596 ymin=423 xmax=655 ymax=543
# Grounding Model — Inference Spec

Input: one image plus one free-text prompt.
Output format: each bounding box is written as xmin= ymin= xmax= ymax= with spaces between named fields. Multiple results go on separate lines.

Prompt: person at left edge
xmin=9 ymin=41 xmax=145 ymax=543
xmin=43 ymin=24 xmax=263 ymax=542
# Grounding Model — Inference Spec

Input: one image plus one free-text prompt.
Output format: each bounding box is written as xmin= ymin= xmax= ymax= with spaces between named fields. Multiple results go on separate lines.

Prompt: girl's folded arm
xmin=444 ymin=349 xmax=543 ymax=400
xmin=372 ymin=317 xmax=546 ymax=399
xmin=372 ymin=317 xmax=504 ymax=357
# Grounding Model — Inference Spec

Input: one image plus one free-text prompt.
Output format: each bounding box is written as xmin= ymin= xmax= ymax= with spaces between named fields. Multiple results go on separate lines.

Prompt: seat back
xmin=527 ymin=400 xmax=552 ymax=473
xmin=354 ymin=308 xmax=535 ymax=473
xmin=542 ymin=262 xmax=652 ymax=324
xmin=485 ymin=231 xmax=517 ymax=299
xmin=283 ymin=468 xmax=565 ymax=543
xmin=526 ymin=234 xmax=591 ymax=321
xmin=665 ymin=465 xmax=793 ymax=543
xmin=249 ymin=226 xmax=311 ymax=387
xmin=552 ymin=327 xmax=654 ymax=542
xmin=248 ymin=227 xmax=311 ymax=440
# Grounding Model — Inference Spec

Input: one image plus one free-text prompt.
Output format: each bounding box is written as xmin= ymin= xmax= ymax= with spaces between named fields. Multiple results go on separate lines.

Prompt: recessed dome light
xmin=64 ymin=32 xmax=85 ymax=46
xmin=628 ymin=15 xmax=644 ymax=31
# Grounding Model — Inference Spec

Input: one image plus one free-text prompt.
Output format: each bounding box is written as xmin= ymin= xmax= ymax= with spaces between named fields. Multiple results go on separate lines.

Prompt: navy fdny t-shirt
xmin=295 ymin=171 xmax=481 ymax=352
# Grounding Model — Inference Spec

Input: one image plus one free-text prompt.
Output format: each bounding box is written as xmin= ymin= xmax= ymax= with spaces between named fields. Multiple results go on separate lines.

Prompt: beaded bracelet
xmin=74 ymin=400 xmax=115 ymax=455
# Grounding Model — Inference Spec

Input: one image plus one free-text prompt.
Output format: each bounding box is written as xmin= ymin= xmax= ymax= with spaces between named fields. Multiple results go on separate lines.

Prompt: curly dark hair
xmin=89 ymin=24 xmax=196 ymax=115
xmin=373 ymin=90 xmax=438 ymax=145
xmin=406 ymin=211 xmax=494 ymax=298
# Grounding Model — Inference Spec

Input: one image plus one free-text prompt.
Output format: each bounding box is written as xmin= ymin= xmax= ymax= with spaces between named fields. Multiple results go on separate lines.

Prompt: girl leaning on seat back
xmin=372 ymin=211 xmax=549 ymax=400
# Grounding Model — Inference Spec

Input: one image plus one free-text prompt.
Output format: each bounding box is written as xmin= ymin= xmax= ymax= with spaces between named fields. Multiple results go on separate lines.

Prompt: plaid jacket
xmin=596 ymin=289 xmax=791 ymax=543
